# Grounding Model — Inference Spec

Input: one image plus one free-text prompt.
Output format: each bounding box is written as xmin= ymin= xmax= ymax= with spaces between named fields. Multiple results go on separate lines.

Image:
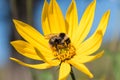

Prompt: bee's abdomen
xmin=49 ymin=37 xmax=61 ymax=46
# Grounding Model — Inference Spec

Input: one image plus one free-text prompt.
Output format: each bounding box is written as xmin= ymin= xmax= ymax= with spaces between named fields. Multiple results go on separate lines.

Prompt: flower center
xmin=46 ymin=33 xmax=76 ymax=62
xmin=53 ymin=44 xmax=76 ymax=62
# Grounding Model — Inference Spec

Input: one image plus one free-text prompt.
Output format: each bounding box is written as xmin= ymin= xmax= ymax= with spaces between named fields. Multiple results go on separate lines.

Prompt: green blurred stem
xmin=26 ymin=0 xmax=33 ymax=24
xmin=70 ymin=68 xmax=76 ymax=80
xmin=30 ymin=69 xmax=38 ymax=80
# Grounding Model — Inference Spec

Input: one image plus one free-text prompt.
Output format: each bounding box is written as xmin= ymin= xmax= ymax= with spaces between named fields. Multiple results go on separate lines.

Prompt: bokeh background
xmin=0 ymin=0 xmax=120 ymax=80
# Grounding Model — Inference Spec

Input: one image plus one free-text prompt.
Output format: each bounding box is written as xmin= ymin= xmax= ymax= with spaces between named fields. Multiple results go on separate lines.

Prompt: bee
xmin=45 ymin=33 xmax=71 ymax=51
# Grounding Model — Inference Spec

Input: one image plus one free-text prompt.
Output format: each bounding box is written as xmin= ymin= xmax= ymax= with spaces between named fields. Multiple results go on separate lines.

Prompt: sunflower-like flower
xmin=10 ymin=0 xmax=110 ymax=80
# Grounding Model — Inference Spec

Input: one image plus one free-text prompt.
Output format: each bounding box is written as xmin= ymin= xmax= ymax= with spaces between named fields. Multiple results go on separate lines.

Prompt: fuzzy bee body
xmin=45 ymin=33 xmax=71 ymax=50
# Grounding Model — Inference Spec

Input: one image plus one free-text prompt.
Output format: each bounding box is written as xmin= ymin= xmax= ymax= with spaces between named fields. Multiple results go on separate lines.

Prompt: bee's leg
xmin=65 ymin=43 xmax=68 ymax=48
xmin=55 ymin=44 xmax=59 ymax=51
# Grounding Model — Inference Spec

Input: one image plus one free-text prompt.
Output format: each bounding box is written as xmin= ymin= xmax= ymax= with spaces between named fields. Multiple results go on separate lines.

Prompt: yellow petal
xmin=11 ymin=40 xmax=42 ymax=60
xmin=76 ymin=30 xmax=103 ymax=56
xmin=35 ymin=48 xmax=60 ymax=66
xmin=76 ymin=10 xmax=110 ymax=56
xmin=48 ymin=0 xmax=66 ymax=33
xmin=13 ymin=19 xmax=49 ymax=49
xmin=73 ymin=50 xmax=104 ymax=63
xmin=58 ymin=62 xmax=71 ymax=80
xmin=66 ymin=0 xmax=78 ymax=38
xmin=10 ymin=57 xmax=52 ymax=69
xmin=68 ymin=60 xmax=93 ymax=78
xmin=72 ymin=0 xmax=96 ymax=44
xmin=41 ymin=0 xmax=51 ymax=35
xmin=94 ymin=10 xmax=110 ymax=35
xmin=13 ymin=19 xmax=52 ymax=57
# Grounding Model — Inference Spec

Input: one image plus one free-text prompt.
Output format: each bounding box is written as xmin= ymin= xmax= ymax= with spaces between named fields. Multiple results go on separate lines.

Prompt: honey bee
xmin=45 ymin=33 xmax=71 ymax=51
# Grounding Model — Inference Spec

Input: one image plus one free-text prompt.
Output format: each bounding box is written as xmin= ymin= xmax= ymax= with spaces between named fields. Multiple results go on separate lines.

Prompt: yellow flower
xmin=10 ymin=0 xmax=110 ymax=80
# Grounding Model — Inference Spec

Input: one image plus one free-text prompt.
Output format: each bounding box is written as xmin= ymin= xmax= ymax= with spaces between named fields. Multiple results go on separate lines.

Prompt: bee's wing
xmin=44 ymin=33 xmax=58 ymax=39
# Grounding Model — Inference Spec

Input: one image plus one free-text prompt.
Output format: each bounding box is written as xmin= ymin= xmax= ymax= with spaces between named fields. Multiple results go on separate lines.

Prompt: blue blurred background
xmin=0 ymin=0 xmax=12 ymax=66
xmin=0 ymin=0 xmax=120 ymax=80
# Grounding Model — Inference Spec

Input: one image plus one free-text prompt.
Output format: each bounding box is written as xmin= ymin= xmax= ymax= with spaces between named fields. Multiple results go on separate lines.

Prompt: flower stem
xmin=70 ymin=67 xmax=76 ymax=80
